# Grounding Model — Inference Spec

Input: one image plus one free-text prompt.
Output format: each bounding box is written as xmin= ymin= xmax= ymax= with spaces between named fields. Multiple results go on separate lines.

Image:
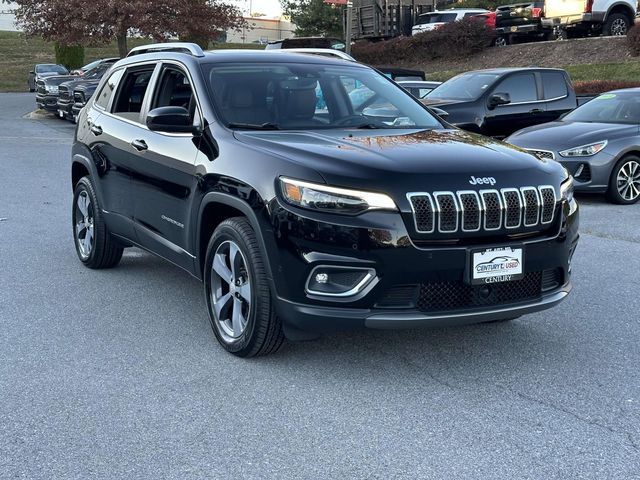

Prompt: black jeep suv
xmin=71 ymin=43 xmax=579 ymax=357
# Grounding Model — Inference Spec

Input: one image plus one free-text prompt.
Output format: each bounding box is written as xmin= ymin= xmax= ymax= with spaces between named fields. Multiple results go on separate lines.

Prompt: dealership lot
xmin=1 ymin=92 xmax=639 ymax=478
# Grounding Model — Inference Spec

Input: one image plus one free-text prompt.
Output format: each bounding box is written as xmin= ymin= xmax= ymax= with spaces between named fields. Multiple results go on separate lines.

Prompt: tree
xmin=8 ymin=0 xmax=246 ymax=58
xmin=281 ymin=0 xmax=344 ymax=38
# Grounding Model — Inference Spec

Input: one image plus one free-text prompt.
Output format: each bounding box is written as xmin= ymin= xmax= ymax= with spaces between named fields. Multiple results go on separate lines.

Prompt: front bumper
xmin=268 ymin=198 xmax=579 ymax=335
xmin=56 ymin=99 xmax=74 ymax=120
xmin=36 ymin=93 xmax=59 ymax=111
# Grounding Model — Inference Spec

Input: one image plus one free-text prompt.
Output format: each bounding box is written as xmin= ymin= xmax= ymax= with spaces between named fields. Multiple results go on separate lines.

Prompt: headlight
xmin=279 ymin=177 xmax=397 ymax=215
xmin=560 ymin=176 xmax=574 ymax=203
xmin=45 ymin=84 xmax=59 ymax=94
xmin=559 ymin=141 xmax=607 ymax=157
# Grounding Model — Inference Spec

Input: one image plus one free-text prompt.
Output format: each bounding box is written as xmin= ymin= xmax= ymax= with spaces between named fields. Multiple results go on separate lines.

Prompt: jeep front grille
xmin=407 ymin=186 xmax=556 ymax=234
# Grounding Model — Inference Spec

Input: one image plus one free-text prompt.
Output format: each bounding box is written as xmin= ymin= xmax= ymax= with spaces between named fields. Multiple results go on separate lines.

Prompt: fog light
xmin=306 ymin=266 xmax=377 ymax=298
xmin=315 ymin=273 xmax=329 ymax=284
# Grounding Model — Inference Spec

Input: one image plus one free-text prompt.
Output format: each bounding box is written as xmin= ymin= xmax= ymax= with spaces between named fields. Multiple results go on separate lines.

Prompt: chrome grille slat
xmin=408 ymin=186 xmax=557 ymax=234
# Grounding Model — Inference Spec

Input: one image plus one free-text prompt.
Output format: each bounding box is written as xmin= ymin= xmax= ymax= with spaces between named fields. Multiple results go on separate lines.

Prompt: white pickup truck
xmin=542 ymin=0 xmax=636 ymax=37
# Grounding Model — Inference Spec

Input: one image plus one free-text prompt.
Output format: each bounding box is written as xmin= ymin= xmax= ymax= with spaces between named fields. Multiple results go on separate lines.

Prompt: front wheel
xmin=495 ymin=35 xmax=510 ymax=47
xmin=204 ymin=217 xmax=284 ymax=357
xmin=603 ymin=13 xmax=630 ymax=36
xmin=607 ymin=155 xmax=640 ymax=204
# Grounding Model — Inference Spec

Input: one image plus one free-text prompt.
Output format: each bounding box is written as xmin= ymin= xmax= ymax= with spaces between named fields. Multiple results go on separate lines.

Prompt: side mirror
xmin=430 ymin=106 xmax=449 ymax=120
xmin=488 ymin=92 xmax=511 ymax=108
xmin=146 ymin=106 xmax=195 ymax=134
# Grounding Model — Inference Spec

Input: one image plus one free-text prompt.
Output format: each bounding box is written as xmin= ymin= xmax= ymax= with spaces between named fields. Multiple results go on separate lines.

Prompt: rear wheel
xmin=72 ymin=176 xmax=123 ymax=268
xmin=607 ymin=155 xmax=640 ymax=204
xmin=204 ymin=217 xmax=284 ymax=357
xmin=495 ymin=35 xmax=510 ymax=47
xmin=603 ymin=13 xmax=630 ymax=36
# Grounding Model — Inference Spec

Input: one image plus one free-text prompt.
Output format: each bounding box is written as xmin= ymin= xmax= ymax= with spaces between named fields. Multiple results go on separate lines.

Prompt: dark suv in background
xmin=71 ymin=43 xmax=578 ymax=357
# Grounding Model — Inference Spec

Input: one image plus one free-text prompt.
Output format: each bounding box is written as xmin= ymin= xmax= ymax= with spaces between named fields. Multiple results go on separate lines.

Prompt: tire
xmin=495 ymin=35 xmax=510 ymax=47
xmin=603 ymin=13 xmax=630 ymax=36
xmin=606 ymin=155 xmax=640 ymax=204
xmin=204 ymin=217 xmax=284 ymax=357
xmin=72 ymin=176 xmax=124 ymax=268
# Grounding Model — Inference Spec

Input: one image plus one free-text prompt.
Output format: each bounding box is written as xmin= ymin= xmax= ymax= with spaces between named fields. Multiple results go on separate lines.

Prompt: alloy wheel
xmin=611 ymin=18 xmax=628 ymax=36
xmin=617 ymin=160 xmax=640 ymax=201
xmin=75 ymin=190 xmax=94 ymax=258
xmin=210 ymin=240 xmax=252 ymax=342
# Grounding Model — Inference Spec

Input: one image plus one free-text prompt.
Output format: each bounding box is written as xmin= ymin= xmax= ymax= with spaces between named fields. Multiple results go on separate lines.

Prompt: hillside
xmin=375 ymin=36 xmax=640 ymax=82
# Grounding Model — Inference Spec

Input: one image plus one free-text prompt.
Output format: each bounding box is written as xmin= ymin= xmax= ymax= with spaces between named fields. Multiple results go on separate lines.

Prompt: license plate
xmin=511 ymin=26 xmax=518 ymax=32
xmin=470 ymin=246 xmax=523 ymax=285
xmin=58 ymin=110 xmax=64 ymax=118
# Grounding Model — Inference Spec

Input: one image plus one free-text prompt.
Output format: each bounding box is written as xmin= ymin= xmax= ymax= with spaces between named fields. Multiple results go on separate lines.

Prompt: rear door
xmin=540 ymin=70 xmax=573 ymax=122
xmin=483 ymin=71 xmax=543 ymax=137
xmin=129 ymin=62 xmax=203 ymax=271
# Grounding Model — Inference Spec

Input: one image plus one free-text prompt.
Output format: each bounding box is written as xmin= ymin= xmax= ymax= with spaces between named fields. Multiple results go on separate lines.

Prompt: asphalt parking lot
xmin=1 ymin=92 xmax=639 ymax=479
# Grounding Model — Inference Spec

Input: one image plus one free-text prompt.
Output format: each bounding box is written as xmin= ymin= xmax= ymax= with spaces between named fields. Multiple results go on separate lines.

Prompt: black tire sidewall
xmin=204 ymin=220 xmax=268 ymax=355
xmin=604 ymin=13 xmax=629 ymax=36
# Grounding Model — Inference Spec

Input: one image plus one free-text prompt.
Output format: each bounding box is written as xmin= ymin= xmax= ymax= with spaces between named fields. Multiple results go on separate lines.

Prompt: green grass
xmin=426 ymin=61 xmax=640 ymax=83
xmin=0 ymin=30 xmax=262 ymax=92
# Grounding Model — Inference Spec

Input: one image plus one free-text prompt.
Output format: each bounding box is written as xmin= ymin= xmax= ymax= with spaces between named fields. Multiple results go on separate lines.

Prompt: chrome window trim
xmin=406 ymin=192 xmax=435 ymax=234
xmin=520 ymin=186 xmax=540 ymax=227
xmin=456 ymin=190 xmax=482 ymax=233
xmin=433 ymin=191 xmax=459 ymax=233
xmin=480 ymin=189 xmax=503 ymax=231
xmin=501 ymin=188 xmax=522 ymax=229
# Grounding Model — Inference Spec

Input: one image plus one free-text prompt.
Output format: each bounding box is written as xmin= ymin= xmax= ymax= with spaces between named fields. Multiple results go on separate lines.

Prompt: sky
xmin=230 ymin=0 xmax=284 ymax=17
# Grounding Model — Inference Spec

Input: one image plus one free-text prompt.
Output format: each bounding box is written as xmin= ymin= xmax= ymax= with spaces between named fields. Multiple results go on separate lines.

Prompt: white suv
xmin=412 ymin=9 xmax=490 ymax=35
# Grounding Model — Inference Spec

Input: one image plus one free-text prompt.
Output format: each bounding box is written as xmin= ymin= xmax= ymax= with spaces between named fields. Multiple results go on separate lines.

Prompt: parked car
xmin=495 ymin=2 xmax=549 ymax=46
xmin=265 ymin=37 xmax=346 ymax=51
xmin=71 ymin=82 xmax=100 ymax=122
xmin=542 ymin=0 xmax=636 ymax=37
xmin=36 ymin=74 xmax=75 ymax=112
xmin=412 ymin=9 xmax=490 ymax=34
xmin=71 ymin=43 xmax=578 ymax=357
xmin=27 ymin=64 xmax=68 ymax=92
xmin=473 ymin=11 xmax=497 ymax=30
xmin=507 ymin=89 xmax=640 ymax=204
xmin=397 ymin=80 xmax=442 ymax=99
xmin=57 ymin=60 xmax=117 ymax=121
xmin=70 ymin=57 xmax=119 ymax=76
xmin=424 ymin=68 xmax=591 ymax=138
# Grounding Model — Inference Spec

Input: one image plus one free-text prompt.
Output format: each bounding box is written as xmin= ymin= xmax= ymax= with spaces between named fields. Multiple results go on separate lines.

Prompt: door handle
xmin=130 ymin=139 xmax=148 ymax=151
xmin=90 ymin=124 xmax=103 ymax=135
xmin=529 ymin=108 xmax=544 ymax=114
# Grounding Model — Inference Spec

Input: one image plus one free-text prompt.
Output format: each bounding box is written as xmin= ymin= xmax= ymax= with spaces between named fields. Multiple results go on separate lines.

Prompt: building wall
xmin=226 ymin=17 xmax=295 ymax=44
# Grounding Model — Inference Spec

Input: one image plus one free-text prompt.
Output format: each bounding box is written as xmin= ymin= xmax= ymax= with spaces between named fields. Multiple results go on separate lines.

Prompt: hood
xmin=234 ymin=128 xmax=564 ymax=200
xmin=40 ymin=75 xmax=76 ymax=86
xmin=507 ymin=121 xmax=639 ymax=151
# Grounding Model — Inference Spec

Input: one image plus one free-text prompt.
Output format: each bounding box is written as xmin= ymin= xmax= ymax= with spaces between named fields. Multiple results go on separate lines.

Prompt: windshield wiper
xmin=227 ymin=122 xmax=281 ymax=130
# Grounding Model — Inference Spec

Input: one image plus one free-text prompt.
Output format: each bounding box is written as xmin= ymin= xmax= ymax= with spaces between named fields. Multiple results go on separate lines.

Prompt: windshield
xmin=416 ymin=13 xmax=457 ymax=24
xmin=82 ymin=59 xmax=102 ymax=71
xmin=205 ymin=62 xmax=442 ymax=130
xmin=36 ymin=64 xmax=68 ymax=75
xmin=427 ymin=72 xmax=500 ymax=101
xmin=563 ymin=92 xmax=640 ymax=124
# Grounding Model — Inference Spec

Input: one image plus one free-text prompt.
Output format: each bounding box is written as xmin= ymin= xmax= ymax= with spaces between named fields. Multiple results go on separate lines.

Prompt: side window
xmin=541 ymin=71 xmax=568 ymax=99
xmin=493 ymin=73 xmax=538 ymax=104
xmin=111 ymin=67 xmax=155 ymax=122
xmin=152 ymin=66 xmax=197 ymax=122
xmin=95 ymin=68 xmax=124 ymax=110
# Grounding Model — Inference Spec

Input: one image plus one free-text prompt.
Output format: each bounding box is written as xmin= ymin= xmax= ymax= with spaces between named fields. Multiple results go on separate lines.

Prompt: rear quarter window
xmin=95 ymin=68 xmax=124 ymax=110
xmin=541 ymin=71 xmax=568 ymax=99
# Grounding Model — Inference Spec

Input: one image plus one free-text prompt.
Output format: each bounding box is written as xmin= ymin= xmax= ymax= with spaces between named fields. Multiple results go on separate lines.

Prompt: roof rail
xmin=268 ymin=48 xmax=356 ymax=62
xmin=126 ymin=42 xmax=205 ymax=58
